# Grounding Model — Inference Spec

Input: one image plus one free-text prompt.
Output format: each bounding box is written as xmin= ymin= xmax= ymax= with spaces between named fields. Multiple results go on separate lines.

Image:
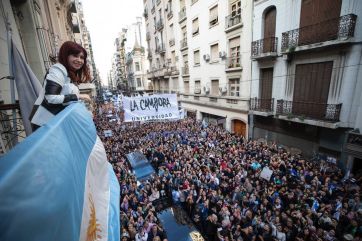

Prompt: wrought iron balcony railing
xmin=225 ymin=14 xmax=242 ymax=29
xmin=180 ymin=38 xmax=188 ymax=50
xmin=225 ymin=56 xmax=241 ymax=69
xmin=167 ymin=11 xmax=173 ymax=19
xmin=250 ymin=98 xmax=274 ymax=112
xmin=276 ymin=100 xmax=342 ymax=122
xmin=169 ymin=38 xmax=175 ymax=47
xmin=251 ymin=37 xmax=278 ymax=57
xmin=179 ymin=7 xmax=186 ymax=22
xmin=281 ymin=14 xmax=357 ymax=52
xmin=155 ymin=44 xmax=166 ymax=54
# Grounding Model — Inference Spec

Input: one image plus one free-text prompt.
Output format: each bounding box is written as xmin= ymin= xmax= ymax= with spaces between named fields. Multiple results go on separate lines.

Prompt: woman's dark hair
xmin=58 ymin=41 xmax=91 ymax=84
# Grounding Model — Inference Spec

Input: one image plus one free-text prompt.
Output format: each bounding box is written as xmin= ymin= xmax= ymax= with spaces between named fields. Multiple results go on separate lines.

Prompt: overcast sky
xmin=81 ymin=0 xmax=146 ymax=85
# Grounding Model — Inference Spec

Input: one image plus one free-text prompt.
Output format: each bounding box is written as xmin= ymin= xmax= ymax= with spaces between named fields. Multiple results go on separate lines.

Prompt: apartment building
xmin=143 ymin=0 xmax=252 ymax=136
xmin=125 ymin=40 xmax=150 ymax=92
xmin=109 ymin=30 xmax=128 ymax=91
xmin=249 ymin=0 xmax=362 ymax=171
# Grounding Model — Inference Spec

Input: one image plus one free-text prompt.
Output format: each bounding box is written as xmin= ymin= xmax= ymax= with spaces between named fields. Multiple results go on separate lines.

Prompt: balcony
xmin=179 ymin=7 xmax=187 ymax=23
xmin=250 ymin=98 xmax=274 ymax=115
xmin=180 ymin=38 xmax=188 ymax=50
xmin=182 ymin=66 xmax=189 ymax=76
xmin=151 ymin=5 xmax=155 ymax=13
xmin=251 ymin=37 xmax=278 ymax=60
xmin=147 ymin=69 xmax=155 ymax=79
xmin=169 ymin=38 xmax=175 ymax=47
xmin=191 ymin=0 xmax=198 ymax=4
xmin=225 ymin=56 xmax=242 ymax=72
xmin=276 ymin=100 xmax=342 ymax=122
xmin=156 ymin=19 xmax=164 ymax=31
xmin=225 ymin=14 xmax=242 ymax=32
xmin=281 ymin=14 xmax=357 ymax=53
xmin=170 ymin=66 xmax=179 ymax=76
xmin=155 ymin=44 xmax=166 ymax=54
xmin=167 ymin=10 xmax=173 ymax=19
xmin=143 ymin=9 xmax=148 ymax=19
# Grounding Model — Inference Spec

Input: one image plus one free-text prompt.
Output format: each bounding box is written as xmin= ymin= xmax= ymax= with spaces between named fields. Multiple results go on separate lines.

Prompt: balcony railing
xmin=250 ymin=98 xmax=274 ymax=112
xmin=156 ymin=19 xmax=164 ymax=31
xmin=156 ymin=44 xmax=166 ymax=54
xmin=179 ymin=7 xmax=186 ymax=22
xmin=170 ymin=66 xmax=179 ymax=75
xmin=151 ymin=5 xmax=155 ymax=13
xmin=169 ymin=38 xmax=175 ymax=47
xmin=281 ymin=14 xmax=357 ymax=52
xmin=180 ymin=38 xmax=188 ymax=50
xmin=182 ymin=66 xmax=189 ymax=76
xmin=276 ymin=100 xmax=342 ymax=122
xmin=251 ymin=37 xmax=278 ymax=58
xmin=225 ymin=56 xmax=241 ymax=70
xmin=225 ymin=14 xmax=242 ymax=29
xmin=167 ymin=11 xmax=173 ymax=19
xmin=191 ymin=0 xmax=198 ymax=4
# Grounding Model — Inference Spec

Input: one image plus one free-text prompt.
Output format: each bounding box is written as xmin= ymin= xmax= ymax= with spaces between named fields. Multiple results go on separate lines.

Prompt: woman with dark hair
xmin=30 ymin=41 xmax=92 ymax=130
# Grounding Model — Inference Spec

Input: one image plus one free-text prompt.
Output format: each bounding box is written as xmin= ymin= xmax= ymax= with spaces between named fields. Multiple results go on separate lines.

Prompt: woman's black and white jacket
xmin=31 ymin=63 xmax=79 ymax=126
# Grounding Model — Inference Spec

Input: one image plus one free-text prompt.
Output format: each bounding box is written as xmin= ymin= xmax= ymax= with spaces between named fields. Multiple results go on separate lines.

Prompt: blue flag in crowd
xmin=0 ymin=103 xmax=120 ymax=241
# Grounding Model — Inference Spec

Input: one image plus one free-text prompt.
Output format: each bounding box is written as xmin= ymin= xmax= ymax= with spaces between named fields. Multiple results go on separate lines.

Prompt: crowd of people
xmin=94 ymin=104 xmax=362 ymax=241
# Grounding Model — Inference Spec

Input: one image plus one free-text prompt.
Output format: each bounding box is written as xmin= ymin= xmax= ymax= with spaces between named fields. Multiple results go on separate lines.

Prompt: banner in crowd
xmin=0 ymin=103 xmax=120 ymax=241
xmin=260 ymin=166 xmax=273 ymax=181
xmin=122 ymin=94 xmax=179 ymax=122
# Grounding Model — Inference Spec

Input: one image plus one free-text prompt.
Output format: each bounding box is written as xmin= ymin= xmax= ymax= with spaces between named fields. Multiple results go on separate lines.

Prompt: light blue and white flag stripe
xmin=0 ymin=103 xmax=120 ymax=241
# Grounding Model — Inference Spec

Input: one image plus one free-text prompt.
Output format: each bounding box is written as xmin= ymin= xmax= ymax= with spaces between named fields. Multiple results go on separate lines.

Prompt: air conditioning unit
xmin=219 ymin=51 xmax=226 ymax=59
xmin=203 ymin=86 xmax=210 ymax=94
xmin=203 ymin=54 xmax=210 ymax=62
xmin=219 ymin=86 xmax=228 ymax=94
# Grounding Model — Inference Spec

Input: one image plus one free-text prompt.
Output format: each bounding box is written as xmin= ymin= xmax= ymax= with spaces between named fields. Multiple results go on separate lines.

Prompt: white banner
xmin=122 ymin=94 xmax=179 ymax=122
xmin=260 ymin=167 xmax=273 ymax=181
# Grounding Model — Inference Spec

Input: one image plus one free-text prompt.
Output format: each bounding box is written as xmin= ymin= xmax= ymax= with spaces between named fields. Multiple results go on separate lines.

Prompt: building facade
xmin=125 ymin=39 xmax=150 ymax=92
xmin=143 ymin=0 xmax=252 ymax=136
xmin=249 ymin=0 xmax=362 ymax=171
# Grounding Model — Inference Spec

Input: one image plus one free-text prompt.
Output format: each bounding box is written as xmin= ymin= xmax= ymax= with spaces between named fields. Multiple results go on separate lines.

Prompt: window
xmin=231 ymin=0 xmax=241 ymax=16
xmin=181 ymin=25 xmax=187 ymax=39
xmin=209 ymin=5 xmax=218 ymax=27
xmin=210 ymin=43 xmax=219 ymax=62
xmin=229 ymin=78 xmax=240 ymax=96
xmin=135 ymin=62 xmax=140 ymax=71
xmin=184 ymin=78 xmax=189 ymax=93
xmin=229 ymin=37 xmax=240 ymax=68
xmin=195 ymin=80 xmax=201 ymax=93
xmin=211 ymin=79 xmax=219 ymax=95
xmin=194 ymin=50 xmax=200 ymax=66
xmin=192 ymin=18 xmax=199 ymax=36
xmin=137 ymin=78 xmax=142 ymax=87
xmin=171 ymin=50 xmax=176 ymax=64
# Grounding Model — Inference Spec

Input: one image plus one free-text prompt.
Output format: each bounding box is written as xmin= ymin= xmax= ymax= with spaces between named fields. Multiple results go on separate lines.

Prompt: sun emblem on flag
xmin=86 ymin=194 xmax=102 ymax=241
xmin=189 ymin=231 xmax=204 ymax=241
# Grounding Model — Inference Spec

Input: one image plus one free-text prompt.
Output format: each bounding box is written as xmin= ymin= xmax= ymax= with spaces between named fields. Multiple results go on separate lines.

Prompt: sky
xmin=81 ymin=0 xmax=147 ymax=85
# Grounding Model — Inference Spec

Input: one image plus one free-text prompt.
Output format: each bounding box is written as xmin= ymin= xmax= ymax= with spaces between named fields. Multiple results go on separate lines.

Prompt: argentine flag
xmin=0 ymin=103 xmax=120 ymax=241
